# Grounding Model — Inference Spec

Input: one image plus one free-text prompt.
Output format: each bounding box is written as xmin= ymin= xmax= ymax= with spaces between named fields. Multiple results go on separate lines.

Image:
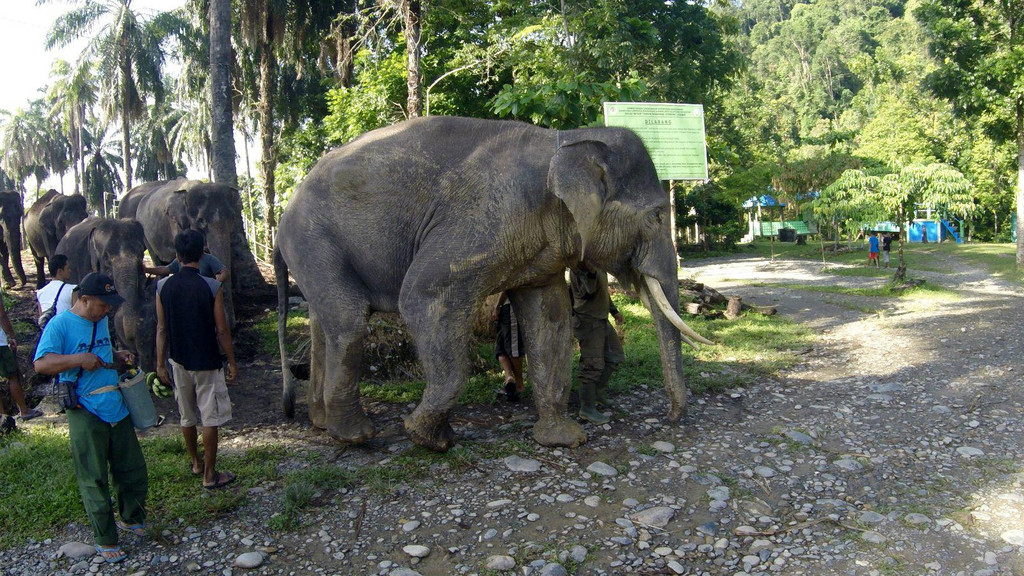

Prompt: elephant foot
xmin=534 ymin=414 xmax=586 ymax=448
xmin=403 ymin=409 xmax=456 ymax=452
xmin=667 ymin=401 xmax=687 ymax=423
xmin=325 ymin=414 xmax=376 ymax=445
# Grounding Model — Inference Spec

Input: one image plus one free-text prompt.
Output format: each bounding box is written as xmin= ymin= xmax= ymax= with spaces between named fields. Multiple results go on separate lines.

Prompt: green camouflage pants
xmin=574 ymin=318 xmax=625 ymax=406
xmin=67 ymin=409 xmax=148 ymax=545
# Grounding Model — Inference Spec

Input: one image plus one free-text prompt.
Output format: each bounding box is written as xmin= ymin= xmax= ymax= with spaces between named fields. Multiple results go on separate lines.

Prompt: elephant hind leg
xmin=33 ymin=253 xmax=46 ymax=289
xmin=314 ymin=296 xmax=376 ymax=445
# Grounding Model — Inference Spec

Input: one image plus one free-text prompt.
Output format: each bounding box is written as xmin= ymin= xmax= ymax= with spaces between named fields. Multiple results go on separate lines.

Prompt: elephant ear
xmin=87 ymin=226 xmax=102 ymax=273
xmin=167 ymin=187 xmax=191 ymax=231
xmin=548 ymin=140 xmax=615 ymax=258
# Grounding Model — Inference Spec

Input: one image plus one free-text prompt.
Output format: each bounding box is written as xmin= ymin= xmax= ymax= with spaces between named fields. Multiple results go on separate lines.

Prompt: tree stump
xmin=724 ymin=296 xmax=743 ymax=320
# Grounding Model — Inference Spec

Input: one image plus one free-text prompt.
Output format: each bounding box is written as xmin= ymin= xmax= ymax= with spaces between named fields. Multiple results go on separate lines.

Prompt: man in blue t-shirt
xmin=867 ymin=232 xmax=880 ymax=268
xmin=34 ymin=273 xmax=147 ymax=563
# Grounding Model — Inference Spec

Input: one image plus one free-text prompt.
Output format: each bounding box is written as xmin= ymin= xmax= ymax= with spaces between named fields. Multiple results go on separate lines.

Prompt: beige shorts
xmin=170 ymin=359 xmax=232 ymax=428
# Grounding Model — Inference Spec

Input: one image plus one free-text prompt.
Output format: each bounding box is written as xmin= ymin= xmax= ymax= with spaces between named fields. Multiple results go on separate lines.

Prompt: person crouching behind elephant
xmin=492 ymin=291 xmax=525 ymax=402
xmin=570 ymin=262 xmax=625 ymax=425
xmin=145 ymin=236 xmax=229 ymax=284
xmin=155 ymin=229 xmax=238 ymax=490
xmin=33 ymin=273 xmax=147 ymax=563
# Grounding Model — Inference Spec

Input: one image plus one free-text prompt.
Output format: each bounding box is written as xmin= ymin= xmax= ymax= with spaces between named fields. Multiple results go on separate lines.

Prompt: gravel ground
xmin=3 ymin=250 xmax=1024 ymax=576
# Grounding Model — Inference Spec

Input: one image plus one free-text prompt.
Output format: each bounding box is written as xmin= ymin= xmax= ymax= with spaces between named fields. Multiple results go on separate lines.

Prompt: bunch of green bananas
xmin=147 ymin=372 xmax=173 ymax=398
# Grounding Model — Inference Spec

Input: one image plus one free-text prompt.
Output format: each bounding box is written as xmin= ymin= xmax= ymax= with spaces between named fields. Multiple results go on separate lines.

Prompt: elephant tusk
xmin=637 ymin=286 xmax=696 ymax=348
xmin=643 ymin=275 xmax=715 ymax=348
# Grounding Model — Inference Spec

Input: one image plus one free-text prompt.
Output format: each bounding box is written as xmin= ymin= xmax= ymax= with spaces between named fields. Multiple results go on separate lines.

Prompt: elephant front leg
xmin=509 ymin=283 xmax=586 ymax=449
xmin=400 ymin=296 xmax=473 ymax=452
xmin=0 ymin=242 xmax=13 ymax=288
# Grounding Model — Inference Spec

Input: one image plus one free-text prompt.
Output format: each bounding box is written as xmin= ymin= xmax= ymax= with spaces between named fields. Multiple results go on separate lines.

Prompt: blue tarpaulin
xmin=742 ymin=195 xmax=786 ymax=209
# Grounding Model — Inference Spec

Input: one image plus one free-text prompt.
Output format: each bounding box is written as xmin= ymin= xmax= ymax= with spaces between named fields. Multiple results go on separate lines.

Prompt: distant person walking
xmin=867 ymin=232 xmax=880 ymax=268
xmin=156 ymin=229 xmax=238 ymax=490
xmin=882 ymin=233 xmax=893 ymax=268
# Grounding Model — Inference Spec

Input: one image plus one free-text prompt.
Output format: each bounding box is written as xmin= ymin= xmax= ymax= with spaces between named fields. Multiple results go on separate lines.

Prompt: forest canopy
xmin=1 ymin=0 xmax=1021 ymax=259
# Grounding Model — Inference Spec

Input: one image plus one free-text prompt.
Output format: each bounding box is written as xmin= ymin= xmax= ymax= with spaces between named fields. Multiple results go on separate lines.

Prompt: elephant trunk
xmin=206 ymin=222 xmax=235 ymax=328
xmin=5 ymin=220 xmax=27 ymax=285
xmin=111 ymin=258 xmax=143 ymax=352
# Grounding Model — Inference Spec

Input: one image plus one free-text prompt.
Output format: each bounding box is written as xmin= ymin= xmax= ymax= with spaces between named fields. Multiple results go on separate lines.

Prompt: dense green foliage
xmin=0 ymin=0 xmax=1021 ymax=252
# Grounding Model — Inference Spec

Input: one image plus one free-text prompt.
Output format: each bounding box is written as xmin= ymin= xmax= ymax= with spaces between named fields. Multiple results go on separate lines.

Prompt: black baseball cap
xmin=77 ymin=272 xmax=125 ymax=306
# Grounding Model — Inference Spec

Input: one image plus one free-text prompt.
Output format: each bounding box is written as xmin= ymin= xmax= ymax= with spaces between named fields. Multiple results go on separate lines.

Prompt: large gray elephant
xmin=0 ymin=191 xmax=28 ymax=288
xmin=275 ymin=116 xmax=712 ymax=452
xmin=118 ymin=179 xmax=239 ymax=327
xmin=25 ymin=189 xmax=89 ymax=287
xmin=56 ymin=217 xmax=150 ymax=364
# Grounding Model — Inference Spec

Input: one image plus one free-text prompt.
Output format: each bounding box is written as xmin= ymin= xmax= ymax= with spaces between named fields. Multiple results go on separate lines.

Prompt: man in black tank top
xmin=156 ymin=230 xmax=238 ymax=490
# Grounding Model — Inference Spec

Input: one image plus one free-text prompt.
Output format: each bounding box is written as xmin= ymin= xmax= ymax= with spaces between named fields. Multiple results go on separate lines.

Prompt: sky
xmin=0 ymin=0 xmax=207 ymax=190
xmin=0 ymin=0 xmax=186 ymax=114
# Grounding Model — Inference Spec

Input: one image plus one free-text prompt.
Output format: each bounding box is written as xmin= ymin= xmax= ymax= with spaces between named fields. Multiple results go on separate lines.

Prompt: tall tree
xmin=210 ymin=0 xmax=237 ymax=186
xmin=47 ymin=60 xmax=98 ymax=195
xmin=240 ymin=0 xmax=283 ymax=232
xmin=823 ymin=163 xmax=975 ymax=279
xmin=404 ymin=0 xmax=422 ymax=117
xmin=0 ymin=101 xmax=50 ymax=197
xmin=44 ymin=0 xmax=172 ymax=190
xmin=915 ymin=0 xmax=1024 ymax=266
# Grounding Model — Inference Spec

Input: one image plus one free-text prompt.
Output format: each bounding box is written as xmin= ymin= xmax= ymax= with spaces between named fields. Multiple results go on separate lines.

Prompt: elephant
xmin=56 ymin=217 xmax=151 ymax=367
xmin=0 ymin=191 xmax=28 ymax=288
xmin=25 ymin=189 xmax=89 ymax=287
xmin=274 ymin=116 xmax=712 ymax=452
xmin=118 ymin=179 xmax=239 ymax=327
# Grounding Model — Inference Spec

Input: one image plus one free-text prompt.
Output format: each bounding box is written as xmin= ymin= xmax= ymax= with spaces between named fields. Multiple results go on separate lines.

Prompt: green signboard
xmin=603 ymin=102 xmax=708 ymax=180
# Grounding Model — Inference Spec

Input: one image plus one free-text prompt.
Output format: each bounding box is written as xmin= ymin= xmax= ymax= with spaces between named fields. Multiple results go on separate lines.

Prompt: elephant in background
xmin=25 ymin=190 xmax=89 ymax=287
xmin=119 ymin=179 xmax=243 ymax=327
xmin=0 ymin=191 xmax=28 ymax=288
xmin=56 ymin=217 xmax=150 ymax=367
xmin=275 ymin=116 xmax=711 ymax=452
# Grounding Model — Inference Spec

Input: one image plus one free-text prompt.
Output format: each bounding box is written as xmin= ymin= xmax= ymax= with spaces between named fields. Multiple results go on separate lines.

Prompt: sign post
xmin=604 ymin=102 xmax=709 ymax=257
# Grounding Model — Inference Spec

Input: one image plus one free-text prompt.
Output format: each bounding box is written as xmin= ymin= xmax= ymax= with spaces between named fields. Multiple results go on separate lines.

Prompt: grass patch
xmin=741 ymin=237 xmax=1021 ymax=282
xmin=0 ymin=429 xmax=286 ymax=547
xmin=606 ymin=294 xmax=814 ymax=395
xmin=254 ymin=309 xmax=309 ymax=356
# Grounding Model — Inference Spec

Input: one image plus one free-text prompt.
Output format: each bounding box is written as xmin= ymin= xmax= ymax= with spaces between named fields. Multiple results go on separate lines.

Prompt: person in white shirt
xmin=36 ymin=254 xmax=77 ymax=318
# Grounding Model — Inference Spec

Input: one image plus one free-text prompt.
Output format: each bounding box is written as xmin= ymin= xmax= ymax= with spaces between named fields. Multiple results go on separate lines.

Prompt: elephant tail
xmin=275 ymin=245 xmax=297 ymax=419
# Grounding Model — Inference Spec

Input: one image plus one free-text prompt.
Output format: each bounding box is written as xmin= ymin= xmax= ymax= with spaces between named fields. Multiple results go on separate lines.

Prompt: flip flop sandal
xmin=19 ymin=409 xmax=44 ymax=421
xmin=115 ymin=519 xmax=147 ymax=537
xmin=203 ymin=471 xmax=237 ymax=490
xmin=95 ymin=545 xmax=127 ymax=563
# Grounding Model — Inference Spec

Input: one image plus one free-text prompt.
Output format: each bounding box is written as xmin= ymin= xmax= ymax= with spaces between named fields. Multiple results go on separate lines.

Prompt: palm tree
xmin=134 ymin=103 xmax=180 ymax=182
xmin=0 ymin=101 xmax=50 ymax=198
xmin=238 ymin=0 xmax=353 ymax=233
xmin=43 ymin=0 xmax=174 ymax=190
xmin=403 ymin=0 xmax=422 ymax=117
xmin=47 ymin=59 xmax=98 ymax=195
xmin=82 ymin=122 xmax=125 ymax=216
xmin=210 ymin=0 xmax=237 ymax=187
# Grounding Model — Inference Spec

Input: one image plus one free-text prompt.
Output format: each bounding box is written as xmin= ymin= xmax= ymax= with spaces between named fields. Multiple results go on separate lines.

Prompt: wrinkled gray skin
xmin=0 ymin=191 xmax=28 ymax=288
xmin=56 ymin=217 xmax=149 ymax=363
xmin=276 ymin=116 xmax=691 ymax=452
xmin=25 ymin=190 xmax=89 ymax=287
xmin=119 ymin=178 xmax=237 ymax=328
